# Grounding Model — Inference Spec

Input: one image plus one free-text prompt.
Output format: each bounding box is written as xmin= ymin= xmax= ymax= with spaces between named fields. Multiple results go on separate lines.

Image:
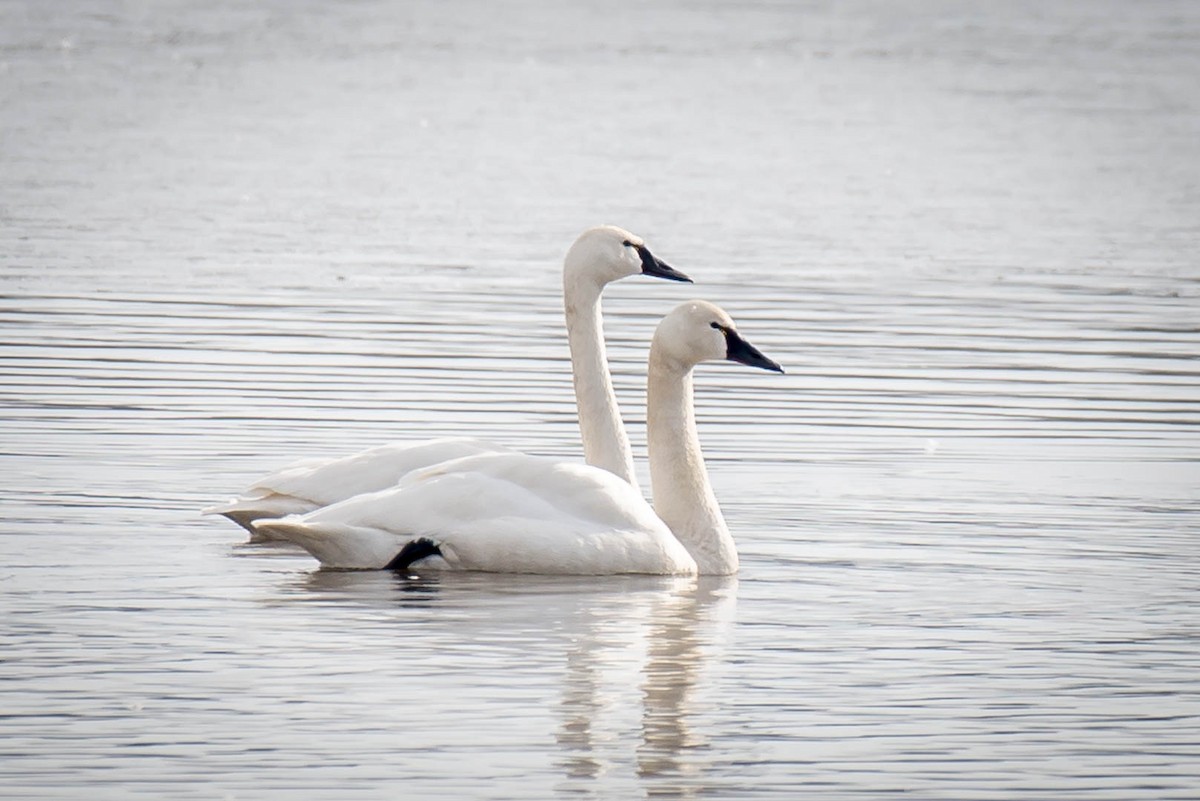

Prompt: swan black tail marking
xmin=385 ymin=538 xmax=442 ymax=571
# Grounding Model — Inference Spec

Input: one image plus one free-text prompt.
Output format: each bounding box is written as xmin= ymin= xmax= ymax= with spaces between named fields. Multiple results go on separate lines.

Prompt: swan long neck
xmin=646 ymin=347 xmax=738 ymax=575
xmin=563 ymin=274 xmax=637 ymax=487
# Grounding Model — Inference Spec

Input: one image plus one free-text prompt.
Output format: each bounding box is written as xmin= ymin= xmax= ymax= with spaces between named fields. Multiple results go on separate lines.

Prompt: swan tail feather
xmin=250 ymin=516 xmax=410 ymax=569
xmin=203 ymin=494 xmax=320 ymax=539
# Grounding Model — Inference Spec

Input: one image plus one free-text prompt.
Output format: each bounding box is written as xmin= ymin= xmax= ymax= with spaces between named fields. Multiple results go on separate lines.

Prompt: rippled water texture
xmin=2 ymin=1 xmax=1199 ymax=798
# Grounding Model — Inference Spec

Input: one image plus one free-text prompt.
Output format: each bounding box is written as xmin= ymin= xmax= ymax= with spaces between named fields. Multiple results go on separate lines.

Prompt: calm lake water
xmin=2 ymin=1 xmax=1199 ymax=798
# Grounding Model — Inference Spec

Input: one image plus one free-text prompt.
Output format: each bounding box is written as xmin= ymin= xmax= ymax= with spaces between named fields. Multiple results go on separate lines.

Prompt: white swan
xmin=252 ymin=300 xmax=783 ymax=575
xmin=204 ymin=225 xmax=690 ymax=535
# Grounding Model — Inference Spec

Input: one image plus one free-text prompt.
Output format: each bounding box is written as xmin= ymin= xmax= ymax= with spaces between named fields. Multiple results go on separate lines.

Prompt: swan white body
xmin=258 ymin=453 xmax=698 ymax=574
xmin=253 ymin=301 xmax=783 ymax=575
xmin=205 ymin=226 xmax=689 ymax=536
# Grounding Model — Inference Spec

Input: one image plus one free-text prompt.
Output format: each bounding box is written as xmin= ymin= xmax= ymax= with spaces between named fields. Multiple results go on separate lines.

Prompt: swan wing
xmin=203 ymin=437 xmax=510 ymax=531
xmin=254 ymin=454 xmax=697 ymax=575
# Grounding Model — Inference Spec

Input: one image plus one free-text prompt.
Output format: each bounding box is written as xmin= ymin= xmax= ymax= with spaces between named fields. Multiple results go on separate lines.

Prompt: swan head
xmin=653 ymin=300 xmax=784 ymax=374
xmin=564 ymin=225 xmax=692 ymax=289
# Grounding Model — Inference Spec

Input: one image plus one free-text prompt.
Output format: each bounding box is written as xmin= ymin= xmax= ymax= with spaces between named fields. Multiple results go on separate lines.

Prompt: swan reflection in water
xmin=292 ymin=570 xmax=736 ymax=797
xmin=548 ymin=576 xmax=736 ymax=796
xmin=636 ymin=577 xmax=734 ymax=787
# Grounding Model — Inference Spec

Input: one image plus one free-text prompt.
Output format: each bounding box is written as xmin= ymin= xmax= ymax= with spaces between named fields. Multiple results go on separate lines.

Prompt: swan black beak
xmin=725 ymin=329 xmax=785 ymax=374
xmin=637 ymin=245 xmax=693 ymax=283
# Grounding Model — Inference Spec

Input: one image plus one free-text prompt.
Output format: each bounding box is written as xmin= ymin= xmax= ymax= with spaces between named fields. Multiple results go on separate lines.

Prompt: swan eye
xmin=622 ymin=240 xmax=633 ymax=247
xmin=710 ymin=322 xmax=721 ymax=330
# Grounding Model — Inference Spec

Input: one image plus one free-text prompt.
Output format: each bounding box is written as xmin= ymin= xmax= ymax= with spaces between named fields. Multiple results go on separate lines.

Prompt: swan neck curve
xmin=646 ymin=348 xmax=738 ymax=575
xmin=563 ymin=272 xmax=637 ymax=487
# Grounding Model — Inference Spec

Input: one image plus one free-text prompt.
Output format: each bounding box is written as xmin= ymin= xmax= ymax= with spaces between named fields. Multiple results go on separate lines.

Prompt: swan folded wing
xmin=220 ymin=437 xmax=509 ymax=512
xmin=400 ymin=452 xmax=662 ymax=530
xmin=256 ymin=438 xmax=509 ymax=502
xmin=257 ymin=455 xmax=696 ymax=575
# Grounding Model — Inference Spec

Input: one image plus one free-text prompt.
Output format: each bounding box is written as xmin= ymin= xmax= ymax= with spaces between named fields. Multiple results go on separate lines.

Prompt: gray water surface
xmin=2 ymin=1 xmax=1199 ymax=798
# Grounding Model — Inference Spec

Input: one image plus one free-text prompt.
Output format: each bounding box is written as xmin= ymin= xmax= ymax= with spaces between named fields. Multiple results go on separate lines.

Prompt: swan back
xmin=256 ymin=438 xmax=509 ymax=506
xmin=204 ymin=437 xmax=510 ymax=533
